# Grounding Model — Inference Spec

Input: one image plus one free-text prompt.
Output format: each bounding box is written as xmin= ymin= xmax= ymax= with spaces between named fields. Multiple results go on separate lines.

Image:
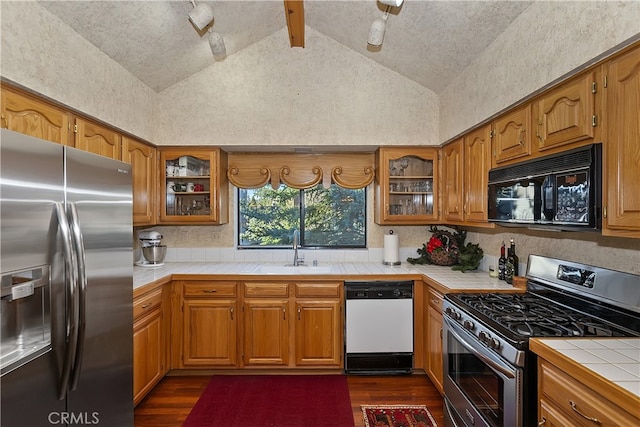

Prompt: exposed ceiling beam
xmin=283 ymin=0 xmax=305 ymax=48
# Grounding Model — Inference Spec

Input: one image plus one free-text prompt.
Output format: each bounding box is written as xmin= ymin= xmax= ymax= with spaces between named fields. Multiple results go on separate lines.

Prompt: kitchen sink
xmin=252 ymin=264 xmax=334 ymax=275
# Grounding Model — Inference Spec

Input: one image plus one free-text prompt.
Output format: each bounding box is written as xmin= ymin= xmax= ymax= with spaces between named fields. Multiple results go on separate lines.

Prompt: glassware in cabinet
xmin=375 ymin=148 xmax=439 ymax=224
xmin=159 ymin=148 xmax=227 ymax=224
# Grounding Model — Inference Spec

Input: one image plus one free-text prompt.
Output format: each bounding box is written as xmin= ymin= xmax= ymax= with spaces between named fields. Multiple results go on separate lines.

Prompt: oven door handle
xmin=444 ymin=317 xmax=516 ymax=379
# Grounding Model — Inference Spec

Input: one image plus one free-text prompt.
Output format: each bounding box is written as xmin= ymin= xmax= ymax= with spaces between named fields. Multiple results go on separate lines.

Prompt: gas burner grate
xmin=454 ymin=292 xmax=624 ymax=339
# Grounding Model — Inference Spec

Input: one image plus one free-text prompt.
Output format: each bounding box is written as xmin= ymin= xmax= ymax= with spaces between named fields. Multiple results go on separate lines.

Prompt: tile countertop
xmin=133 ymin=262 xmax=519 ymax=292
xmin=531 ymin=338 xmax=640 ymax=399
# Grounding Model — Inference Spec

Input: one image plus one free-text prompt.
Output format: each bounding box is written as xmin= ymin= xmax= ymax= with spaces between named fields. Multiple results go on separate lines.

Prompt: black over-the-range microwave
xmin=488 ymin=143 xmax=602 ymax=231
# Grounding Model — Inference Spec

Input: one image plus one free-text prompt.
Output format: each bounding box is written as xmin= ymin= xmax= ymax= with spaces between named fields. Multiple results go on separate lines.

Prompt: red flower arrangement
xmin=426 ymin=235 xmax=443 ymax=253
xmin=407 ymin=226 xmax=484 ymax=272
xmin=407 ymin=226 xmax=461 ymax=266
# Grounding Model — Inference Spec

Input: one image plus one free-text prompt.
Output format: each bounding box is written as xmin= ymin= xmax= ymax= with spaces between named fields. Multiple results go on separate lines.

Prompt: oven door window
xmin=448 ymin=334 xmax=504 ymax=427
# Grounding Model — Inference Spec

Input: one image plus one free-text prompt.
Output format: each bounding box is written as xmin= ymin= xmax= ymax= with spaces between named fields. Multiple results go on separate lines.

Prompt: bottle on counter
xmin=498 ymin=241 xmax=506 ymax=280
xmin=509 ymin=238 xmax=519 ymax=277
xmin=505 ymin=246 xmax=514 ymax=284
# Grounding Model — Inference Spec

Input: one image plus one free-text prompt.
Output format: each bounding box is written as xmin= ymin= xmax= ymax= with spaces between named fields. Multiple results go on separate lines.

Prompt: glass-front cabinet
xmin=375 ymin=148 xmax=439 ymax=224
xmin=158 ymin=148 xmax=228 ymax=224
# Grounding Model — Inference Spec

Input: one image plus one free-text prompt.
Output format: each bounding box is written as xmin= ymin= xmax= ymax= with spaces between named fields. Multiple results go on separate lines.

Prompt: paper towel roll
xmin=383 ymin=233 xmax=400 ymax=265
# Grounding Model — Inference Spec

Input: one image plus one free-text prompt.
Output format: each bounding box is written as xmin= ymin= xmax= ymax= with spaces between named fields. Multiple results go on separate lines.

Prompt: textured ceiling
xmin=38 ymin=1 xmax=532 ymax=93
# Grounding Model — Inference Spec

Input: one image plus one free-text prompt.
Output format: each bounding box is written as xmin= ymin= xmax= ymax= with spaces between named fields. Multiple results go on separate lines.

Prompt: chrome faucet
xmin=292 ymin=230 xmax=303 ymax=266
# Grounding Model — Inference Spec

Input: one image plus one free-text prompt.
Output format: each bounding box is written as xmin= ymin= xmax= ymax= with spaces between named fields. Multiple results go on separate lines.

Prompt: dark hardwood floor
xmin=134 ymin=373 xmax=444 ymax=426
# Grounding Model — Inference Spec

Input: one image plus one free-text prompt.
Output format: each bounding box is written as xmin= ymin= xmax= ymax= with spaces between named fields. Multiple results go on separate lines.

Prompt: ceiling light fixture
xmin=188 ymin=0 xmax=214 ymax=31
xmin=368 ymin=8 xmax=389 ymax=47
xmin=208 ymin=30 xmax=227 ymax=60
xmin=379 ymin=0 xmax=404 ymax=7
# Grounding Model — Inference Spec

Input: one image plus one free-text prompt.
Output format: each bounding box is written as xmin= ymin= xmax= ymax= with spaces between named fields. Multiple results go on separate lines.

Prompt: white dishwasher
xmin=344 ymin=280 xmax=414 ymax=374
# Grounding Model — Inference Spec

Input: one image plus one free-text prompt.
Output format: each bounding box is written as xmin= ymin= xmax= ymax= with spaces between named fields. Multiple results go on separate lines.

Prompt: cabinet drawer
xmin=295 ymin=282 xmax=341 ymax=298
xmin=133 ymin=288 xmax=162 ymax=320
xmin=428 ymin=288 xmax=444 ymax=314
xmin=183 ymin=282 xmax=236 ymax=298
xmin=244 ymin=282 xmax=289 ymax=297
xmin=539 ymin=360 xmax=639 ymax=426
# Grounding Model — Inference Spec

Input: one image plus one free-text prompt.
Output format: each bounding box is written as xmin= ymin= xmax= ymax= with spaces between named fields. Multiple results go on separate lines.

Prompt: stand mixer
xmin=136 ymin=230 xmax=167 ymax=267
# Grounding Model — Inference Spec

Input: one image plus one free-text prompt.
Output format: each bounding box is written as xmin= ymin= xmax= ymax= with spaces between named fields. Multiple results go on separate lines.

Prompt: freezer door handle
xmin=55 ymin=202 xmax=80 ymax=400
xmin=68 ymin=203 xmax=87 ymax=391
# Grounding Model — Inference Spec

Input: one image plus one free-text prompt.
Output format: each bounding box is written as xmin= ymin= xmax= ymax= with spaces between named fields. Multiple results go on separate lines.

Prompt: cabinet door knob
xmin=202 ymin=289 xmax=217 ymax=293
xmin=537 ymin=418 xmax=546 ymax=426
xmin=230 ymin=307 xmax=234 ymax=320
xmin=141 ymin=303 xmax=151 ymax=309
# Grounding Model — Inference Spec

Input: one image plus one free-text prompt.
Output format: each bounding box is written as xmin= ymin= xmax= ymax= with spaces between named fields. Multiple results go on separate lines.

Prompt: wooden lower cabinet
xmin=178 ymin=281 xmax=238 ymax=368
xmin=242 ymin=281 xmax=343 ymax=368
xmin=243 ymin=298 xmax=290 ymax=366
xmin=537 ymin=358 xmax=640 ymax=426
xmin=183 ymin=299 xmax=237 ymax=367
xmin=539 ymin=399 xmax=579 ymax=427
xmin=133 ymin=286 xmax=169 ymax=406
xmin=425 ymin=287 xmax=444 ymax=394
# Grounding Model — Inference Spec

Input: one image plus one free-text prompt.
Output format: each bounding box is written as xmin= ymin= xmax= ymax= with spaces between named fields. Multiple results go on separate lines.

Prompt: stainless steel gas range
xmin=442 ymin=255 xmax=640 ymax=427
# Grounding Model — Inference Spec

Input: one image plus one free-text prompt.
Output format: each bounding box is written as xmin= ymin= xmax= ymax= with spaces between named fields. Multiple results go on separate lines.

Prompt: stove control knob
xmin=489 ymin=338 xmax=500 ymax=350
xmin=463 ymin=320 xmax=474 ymax=330
xmin=478 ymin=331 xmax=488 ymax=343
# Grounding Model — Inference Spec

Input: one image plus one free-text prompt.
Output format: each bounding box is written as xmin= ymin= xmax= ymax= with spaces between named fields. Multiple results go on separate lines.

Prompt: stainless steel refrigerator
xmin=1 ymin=129 xmax=134 ymax=426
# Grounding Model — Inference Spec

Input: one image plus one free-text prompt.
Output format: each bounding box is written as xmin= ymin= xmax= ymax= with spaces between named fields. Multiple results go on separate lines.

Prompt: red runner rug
xmin=182 ymin=375 xmax=355 ymax=426
xmin=362 ymin=405 xmax=438 ymax=427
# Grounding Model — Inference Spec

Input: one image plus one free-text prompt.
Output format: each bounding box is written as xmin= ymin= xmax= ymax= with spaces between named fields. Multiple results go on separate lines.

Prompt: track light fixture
xmin=188 ymin=0 xmax=214 ymax=31
xmin=379 ymin=0 xmax=404 ymax=7
xmin=368 ymin=0 xmax=403 ymax=49
xmin=368 ymin=9 xmax=389 ymax=47
xmin=208 ymin=30 xmax=227 ymax=60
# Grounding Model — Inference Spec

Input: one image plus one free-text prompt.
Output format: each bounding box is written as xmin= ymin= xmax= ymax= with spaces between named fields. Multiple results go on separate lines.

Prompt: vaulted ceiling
xmin=37 ymin=1 xmax=532 ymax=93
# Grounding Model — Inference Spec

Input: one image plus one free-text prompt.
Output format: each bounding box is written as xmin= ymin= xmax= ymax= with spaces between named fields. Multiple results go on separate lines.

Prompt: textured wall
xmin=153 ymin=27 xmax=439 ymax=148
xmin=0 ymin=1 xmax=156 ymax=142
xmin=439 ymin=1 xmax=640 ymax=141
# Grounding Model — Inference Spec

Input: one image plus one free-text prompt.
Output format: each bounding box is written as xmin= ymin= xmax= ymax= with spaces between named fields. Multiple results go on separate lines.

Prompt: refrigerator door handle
xmin=68 ymin=203 xmax=87 ymax=391
xmin=55 ymin=202 xmax=80 ymax=400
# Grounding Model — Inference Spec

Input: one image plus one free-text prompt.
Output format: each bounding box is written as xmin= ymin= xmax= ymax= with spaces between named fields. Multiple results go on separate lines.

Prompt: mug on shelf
xmin=171 ymin=183 xmax=187 ymax=192
xmin=193 ymin=184 xmax=205 ymax=192
xmin=187 ymin=182 xmax=195 ymax=192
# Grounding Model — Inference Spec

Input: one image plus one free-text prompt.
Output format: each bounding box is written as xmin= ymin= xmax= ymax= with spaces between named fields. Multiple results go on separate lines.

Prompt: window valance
xmin=227 ymin=153 xmax=375 ymax=190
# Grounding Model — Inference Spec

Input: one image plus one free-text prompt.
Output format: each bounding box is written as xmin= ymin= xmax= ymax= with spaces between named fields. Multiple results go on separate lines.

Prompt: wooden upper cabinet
xmin=602 ymin=45 xmax=640 ymax=238
xmin=159 ymin=147 xmax=228 ymax=225
xmin=375 ymin=147 xmax=439 ymax=225
xmin=442 ymin=139 xmax=464 ymax=223
xmin=534 ymin=71 xmax=597 ymax=153
xmin=492 ymin=104 xmax=531 ymax=167
xmin=74 ymin=117 xmax=121 ymax=160
xmin=122 ymin=137 xmax=156 ymax=226
xmin=442 ymin=127 xmax=493 ymax=227
xmin=1 ymin=87 xmax=72 ymax=145
xmin=464 ymin=124 xmax=492 ymax=223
